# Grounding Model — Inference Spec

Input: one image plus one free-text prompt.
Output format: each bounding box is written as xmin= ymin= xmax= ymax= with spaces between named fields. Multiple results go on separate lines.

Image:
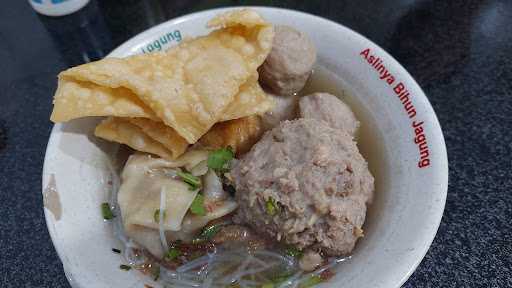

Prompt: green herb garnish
xmin=299 ymin=275 xmax=323 ymax=288
xmin=265 ymin=197 xmax=279 ymax=216
xmin=207 ymin=147 xmax=234 ymax=172
xmin=165 ymin=247 xmax=181 ymax=261
xmin=177 ymin=171 xmax=201 ymax=190
xmin=284 ymin=246 xmax=303 ymax=258
xmin=200 ymin=223 xmax=221 ymax=239
xmin=189 ymin=194 xmax=206 ymax=216
xmin=192 ymin=222 xmax=223 ymax=244
xmin=119 ymin=264 xmax=131 ymax=271
xmin=112 ymin=248 xmax=121 ymax=254
xmin=151 ymin=265 xmax=160 ymax=281
xmin=153 ymin=209 xmax=166 ymax=223
xmin=262 ymin=272 xmax=295 ymax=288
xmin=191 ymin=237 xmax=206 ymax=245
xmin=101 ymin=202 xmax=114 ymax=220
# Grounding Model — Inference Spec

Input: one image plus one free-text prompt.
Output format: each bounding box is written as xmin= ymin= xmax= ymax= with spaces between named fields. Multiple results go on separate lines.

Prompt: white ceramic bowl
xmin=42 ymin=7 xmax=448 ymax=288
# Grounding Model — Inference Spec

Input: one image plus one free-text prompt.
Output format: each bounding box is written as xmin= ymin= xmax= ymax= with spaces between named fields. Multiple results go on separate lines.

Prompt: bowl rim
xmin=42 ymin=6 xmax=448 ymax=288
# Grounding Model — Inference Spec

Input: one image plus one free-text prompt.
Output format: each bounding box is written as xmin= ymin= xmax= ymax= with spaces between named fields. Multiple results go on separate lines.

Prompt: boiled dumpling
xmin=118 ymin=153 xmax=203 ymax=232
xmin=118 ymin=150 xmax=238 ymax=258
xmin=170 ymin=200 xmax=238 ymax=243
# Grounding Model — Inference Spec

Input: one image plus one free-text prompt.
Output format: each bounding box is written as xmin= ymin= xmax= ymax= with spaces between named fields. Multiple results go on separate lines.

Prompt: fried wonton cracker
xmin=51 ymin=9 xmax=274 ymax=144
xmin=95 ymin=114 xmax=264 ymax=160
xmin=51 ymin=80 xmax=158 ymax=122
xmin=95 ymin=117 xmax=174 ymax=160
xmin=220 ymin=74 xmax=275 ymax=121
xmin=127 ymin=118 xmax=189 ymax=159
xmin=198 ymin=115 xmax=263 ymax=155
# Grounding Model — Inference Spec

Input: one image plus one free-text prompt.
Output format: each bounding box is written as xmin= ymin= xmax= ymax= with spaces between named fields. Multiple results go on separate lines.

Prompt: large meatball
xmin=258 ymin=26 xmax=316 ymax=95
xmin=299 ymin=93 xmax=360 ymax=137
xmin=233 ymin=119 xmax=374 ymax=256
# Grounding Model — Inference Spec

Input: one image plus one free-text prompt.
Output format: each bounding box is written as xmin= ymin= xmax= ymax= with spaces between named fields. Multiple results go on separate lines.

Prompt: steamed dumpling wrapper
xmin=118 ymin=152 xmax=237 ymax=258
xmin=118 ymin=153 xmax=204 ymax=233
xmin=164 ymin=169 xmax=238 ymax=243
xmin=119 ymin=152 xmax=202 ymax=258
xmin=170 ymin=201 xmax=238 ymax=243
xmin=126 ymin=201 xmax=238 ymax=258
xmin=50 ymin=9 xmax=274 ymax=144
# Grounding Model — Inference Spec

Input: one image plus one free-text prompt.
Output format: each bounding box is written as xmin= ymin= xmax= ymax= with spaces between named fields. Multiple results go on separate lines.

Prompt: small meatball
xmin=259 ymin=26 xmax=316 ymax=95
xmin=261 ymin=93 xmax=300 ymax=130
xmin=299 ymin=93 xmax=360 ymax=137
xmin=233 ymin=119 xmax=374 ymax=256
xmin=299 ymin=250 xmax=323 ymax=272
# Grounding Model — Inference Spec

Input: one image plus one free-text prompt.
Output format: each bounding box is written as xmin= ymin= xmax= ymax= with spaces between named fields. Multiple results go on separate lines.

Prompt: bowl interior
xmin=42 ymin=7 xmax=447 ymax=288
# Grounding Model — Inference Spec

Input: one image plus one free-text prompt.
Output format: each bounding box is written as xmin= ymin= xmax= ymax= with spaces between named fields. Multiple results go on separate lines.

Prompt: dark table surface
xmin=1 ymin=0 xmax=511 ymax=287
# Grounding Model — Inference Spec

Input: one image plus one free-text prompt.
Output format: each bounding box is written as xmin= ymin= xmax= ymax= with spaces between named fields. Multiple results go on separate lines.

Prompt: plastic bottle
xmin=29 ymin=0 xmax=90 ymax=17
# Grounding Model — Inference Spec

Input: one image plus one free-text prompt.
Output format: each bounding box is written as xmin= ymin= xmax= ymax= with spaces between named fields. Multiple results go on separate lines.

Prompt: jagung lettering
xmin=141 ymin=30 xmax=182 ymax=53
xmin=360 ymin=48 xmax=430 ymax=168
